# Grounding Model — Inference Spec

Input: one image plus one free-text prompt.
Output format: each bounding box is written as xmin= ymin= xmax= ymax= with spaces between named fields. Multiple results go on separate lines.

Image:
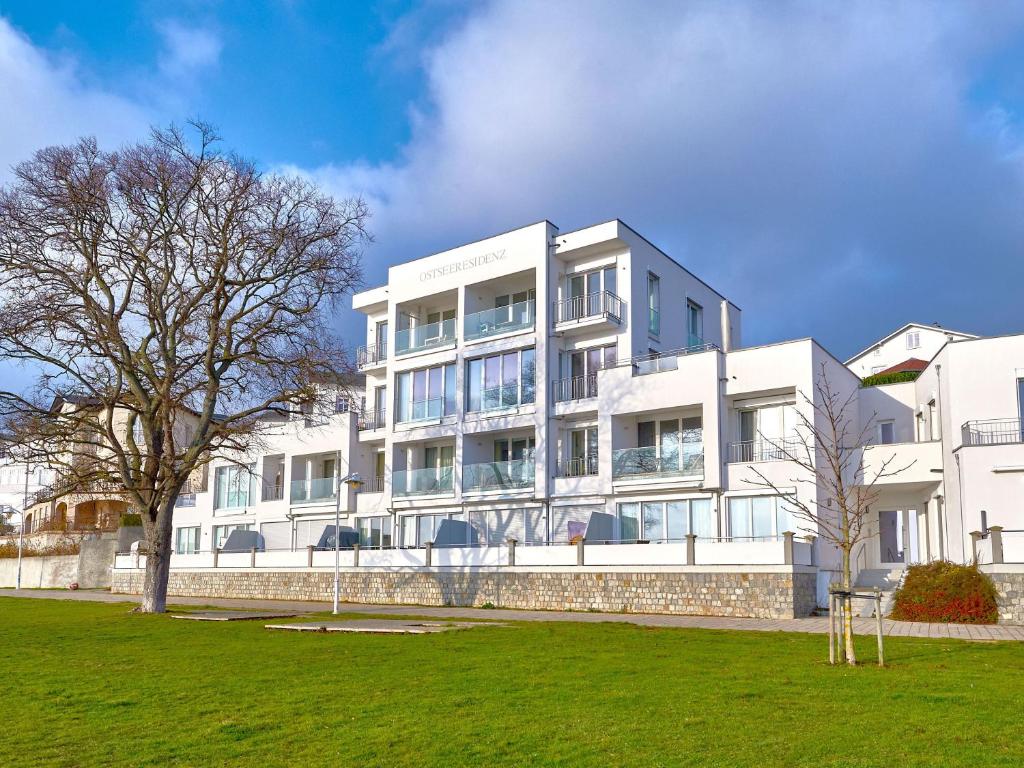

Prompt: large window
xmin=357 ymin=516 xmax=393 ymax=548
xmin=400 ymin=513 xmax=449 ymax=547
xmin=395 ymin=363 xmax=456 ymax=423
xmin=647 ymin=272 xmax=660 ymax=336
xmin=617 ymin=499 xmax=714 ymax=542
xmin=726 ymin=496 xmax=796 ymax=540
xmin=175 ymin=526 xmax=200 ymax=554
xmin=687 ymin=300 xmax=703 ymax=346
xmin=214 ymin=464 xmax=255 ymax=509
xmin=466 ymin=348 xmax=535 ymax=412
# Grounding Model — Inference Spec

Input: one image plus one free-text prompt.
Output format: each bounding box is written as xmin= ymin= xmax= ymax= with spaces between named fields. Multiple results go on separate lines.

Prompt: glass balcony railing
xmin=464 ymin=300 xmax=535 ymax=341
xmin=290 ymin=477 xmax=338 ymax=503
xmin=393 ymin=467 xmax=454 ymax=497
xmin=394 ymin=318 xmax=456 ymax=355
xmin=463 ymin=458 xmax=535 ymax=492
xmin=397 ymin=398 xmax=444 ymax=424
xmin=612 ymin=446 xmax=704 ymax=480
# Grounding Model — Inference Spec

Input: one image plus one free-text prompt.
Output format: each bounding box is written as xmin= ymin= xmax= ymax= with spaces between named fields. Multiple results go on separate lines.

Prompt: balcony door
xmin=375 ymin=320 xmax=388 ymax=354
xmin=569 ymin=427 xmax=598 ymax=476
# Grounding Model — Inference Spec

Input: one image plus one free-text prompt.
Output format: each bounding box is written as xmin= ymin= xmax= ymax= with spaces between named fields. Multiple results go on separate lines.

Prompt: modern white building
xmin=102 ymin=219 xmax=1024 ymax=617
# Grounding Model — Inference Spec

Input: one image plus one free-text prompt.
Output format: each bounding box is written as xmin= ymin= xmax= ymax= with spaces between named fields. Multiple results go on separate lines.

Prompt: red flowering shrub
xmin=890 ymin=561 xmax=999 ymax=624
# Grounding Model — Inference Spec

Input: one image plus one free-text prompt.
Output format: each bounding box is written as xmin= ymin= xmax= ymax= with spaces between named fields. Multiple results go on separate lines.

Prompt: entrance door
xmin=878 ymin=510 xmax=908 ymax=565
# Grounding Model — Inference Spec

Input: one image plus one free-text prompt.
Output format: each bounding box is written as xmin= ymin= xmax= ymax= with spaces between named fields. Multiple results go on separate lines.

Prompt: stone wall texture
xmin=111 ymin=567 xmax=819 ymax=619
xmin=986 ymin=570 xmax=1024 ymax=624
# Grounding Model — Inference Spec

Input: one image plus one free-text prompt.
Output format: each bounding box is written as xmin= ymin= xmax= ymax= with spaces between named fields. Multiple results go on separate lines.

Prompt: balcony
xmin=358 ymin=408 xmax=386 ymax=431
xmin=962 ymin=418 xmax=1024 ymax=447
xmin=356 ymin=341 xmax=387 ymax=370
xmin=552 ymin=291 xmax=623 ymax=333
xmin=394 ymin=318 xmax=456 ymax=356
xmin=261 ymin=481 xmax=285 ymax=501
xmin=625 ymin=343 xmax=717 ymax=376
xmin=727 ymin=439 xmax=804 ymax=463
xmin=555 ymin=456 xmax=599 ymax=478
xmin=552 ymin=373 xmax=597 ymax=403
xmin=463 ymin=459 xmax=535 ymax=493
xmin=290 ymin=477 xmax=337 ymax=504
xmin=393 ymin=467 xmax=454 ymax=497
xmin=612 ymin=447 xmax=704 ymax=480
xmin=396 ymin=398 xmax=444 ymax=425
xmin=464 ymin=300 xmax=535 ymax=342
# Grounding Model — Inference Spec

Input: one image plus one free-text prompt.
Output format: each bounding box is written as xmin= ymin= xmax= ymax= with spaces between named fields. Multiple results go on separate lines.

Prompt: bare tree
xmin=742 ymin=364 xmax=912 ymax=665
xmin=0 ymin=123 xmax=367 ymax=612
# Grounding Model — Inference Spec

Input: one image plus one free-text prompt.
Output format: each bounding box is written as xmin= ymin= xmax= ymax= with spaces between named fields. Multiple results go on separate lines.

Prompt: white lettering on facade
xmin=419 ymin=249 xmax=507 ymax=282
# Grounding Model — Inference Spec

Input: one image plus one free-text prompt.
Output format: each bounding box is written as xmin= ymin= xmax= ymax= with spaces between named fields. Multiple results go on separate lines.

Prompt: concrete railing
xmin=114 ymin=533 xmax=812 ymax=571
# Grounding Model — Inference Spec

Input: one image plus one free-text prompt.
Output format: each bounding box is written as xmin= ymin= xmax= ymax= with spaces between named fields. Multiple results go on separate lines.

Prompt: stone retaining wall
xmin=984 ymin=568 xmax=1024 ymax=624
xmin=111 ymin=567 xmax=818 ymax=619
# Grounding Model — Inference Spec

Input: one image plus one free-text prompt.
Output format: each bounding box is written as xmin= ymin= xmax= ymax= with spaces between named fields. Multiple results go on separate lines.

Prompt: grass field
xmin=1 ymin=597 xmax=1023 ymax=767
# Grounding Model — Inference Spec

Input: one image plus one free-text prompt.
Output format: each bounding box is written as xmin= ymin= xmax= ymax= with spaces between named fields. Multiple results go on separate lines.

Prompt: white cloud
xmin=310 ymin=0 xmax=1024 ymax=353
xmin=155 ymin=19 xmax=222 ymax=80
xmin=0 ymin=18 xmax=152 ymax=181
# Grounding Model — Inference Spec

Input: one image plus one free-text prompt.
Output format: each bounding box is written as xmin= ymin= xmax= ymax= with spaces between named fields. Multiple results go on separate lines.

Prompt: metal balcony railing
xmin=393 ymin=467 xmax=454 ymax=497
xmin=612 ymin=447 xmax=704 ymax=479
xmin=394 ymin=318 xmax=456 ymax=355
xmin=552 ymin=372 xmax=598 ymax=402
xmin=552 ymin=290 xmax=623 ymax=325
xmin=261 ymin=481 xmax=284 ymax=501
xmin=556 ymin=455 xmax=599 ymax=478
xmin=727 ymin=438 xmax=805 ymax=463
xmin=356 ymin=341 xmax=387 ymax=368
xmin=358 ymin=408 xmax=386 ymax=431
xmin=962 ymin=418 xmax=1024 ymax=446
xmin=463 ymin=458 xmax=535 ymax=492
xmin=464 ymin=299 xmax=535 ymax=341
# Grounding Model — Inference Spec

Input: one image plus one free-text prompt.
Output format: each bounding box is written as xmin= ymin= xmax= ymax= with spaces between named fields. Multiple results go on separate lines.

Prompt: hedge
xmin=119 ymin=513 xmax=143 ymax=528
xmin=890 ymin=561 xmax=999 ymax=624
xmin=860 ymin=370 xmax=921 ymax=388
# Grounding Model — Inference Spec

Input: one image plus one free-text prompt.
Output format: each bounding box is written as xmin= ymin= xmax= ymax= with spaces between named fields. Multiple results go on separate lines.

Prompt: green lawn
xmin=1 ymin=597 xmax=1022 ymax=767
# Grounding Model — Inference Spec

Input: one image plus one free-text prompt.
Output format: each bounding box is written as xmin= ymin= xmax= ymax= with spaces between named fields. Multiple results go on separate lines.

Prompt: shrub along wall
xmin=891 ymin=561 xmax=999 ymax=624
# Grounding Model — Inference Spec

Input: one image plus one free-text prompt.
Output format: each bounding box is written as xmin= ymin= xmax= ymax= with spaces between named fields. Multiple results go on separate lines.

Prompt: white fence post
xmin=989 ymin=526 xmax=1004 ymax=564
xmin=507 ymin=538 xmax=517 ymax=567
xmin=685 ymin=534 xmax=696 ymax=565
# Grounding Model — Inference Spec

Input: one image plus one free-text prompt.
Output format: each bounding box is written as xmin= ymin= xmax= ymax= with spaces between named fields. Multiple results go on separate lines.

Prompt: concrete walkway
xmin=3 ymin=588 xmax=1023 ymax=642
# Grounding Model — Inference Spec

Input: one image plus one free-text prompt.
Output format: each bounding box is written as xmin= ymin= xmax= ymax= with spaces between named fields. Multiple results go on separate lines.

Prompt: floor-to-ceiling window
xmin=466 ymin=348 xmax=535 ymax=412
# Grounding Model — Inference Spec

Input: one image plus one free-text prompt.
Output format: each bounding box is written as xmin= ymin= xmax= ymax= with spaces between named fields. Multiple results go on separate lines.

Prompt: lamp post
xmin=17 ymin=461 xmax=32 ymax=591
xmin=333 ymin=464 xmax=362 ymax=615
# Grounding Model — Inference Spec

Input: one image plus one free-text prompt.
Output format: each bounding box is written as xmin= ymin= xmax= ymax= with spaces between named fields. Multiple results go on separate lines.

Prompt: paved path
xmin=3 ymin=588 xmax=1023 ymax=642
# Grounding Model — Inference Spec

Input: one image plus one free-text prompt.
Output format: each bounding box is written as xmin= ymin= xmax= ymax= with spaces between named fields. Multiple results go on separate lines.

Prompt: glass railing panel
xmin=393 ymin=467 xmax=455 ymax=496
xmin=464 ymin=300 xmax=535 ymax=341
xmin=463 ymin=459 xmax=535 ymax=491
xmin=611 ymin=446 xmax=704 ymax=479
xmin=394 ymin=318 xmax=457 ymax=354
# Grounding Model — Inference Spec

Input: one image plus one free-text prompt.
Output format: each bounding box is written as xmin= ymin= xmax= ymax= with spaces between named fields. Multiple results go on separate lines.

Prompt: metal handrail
xmin=727 ymin=438 xmax=805 ymax=463
xmin=357 ymin=408 xmax=386 ymax=431
xmin=552 ymin=372 xmax=598 ymax=402
xmin=555 ymin=456 xmax=599 ymax=478
xmin=961 ymin=418 xmax=1023 ymax=446
xmin=356 ymin=341 xmax=387 ymax=368
xmin=552 ymin=290 xmax=623 ymax=324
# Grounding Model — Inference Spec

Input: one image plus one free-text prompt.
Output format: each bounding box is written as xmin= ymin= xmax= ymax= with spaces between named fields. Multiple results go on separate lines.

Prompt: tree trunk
xmin=841 ymin=545 xmax=857 ymax=665
xmin=139 ymin=500 xmax=174 ymax=613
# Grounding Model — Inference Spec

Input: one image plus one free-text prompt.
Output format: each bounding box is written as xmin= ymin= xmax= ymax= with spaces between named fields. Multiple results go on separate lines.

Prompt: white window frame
xmin=212 ymin=523 xmax=253 ymax=550
xmin=906 ymin=331 xmax=920 ymax=350
xmin=174 ymin=526 xmax=200 ymax=555
xmin=725 ymin=495 xmax=796 ymax=540
xmin=465 ymin=347 xmax=536 ymax=413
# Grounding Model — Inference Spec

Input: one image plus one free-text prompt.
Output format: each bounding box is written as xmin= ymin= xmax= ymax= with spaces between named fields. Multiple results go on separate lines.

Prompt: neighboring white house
xmin=0 ymin=440 xmax=54 ymax=529
xmin=846 ymin=322 xmax=976 ymax=378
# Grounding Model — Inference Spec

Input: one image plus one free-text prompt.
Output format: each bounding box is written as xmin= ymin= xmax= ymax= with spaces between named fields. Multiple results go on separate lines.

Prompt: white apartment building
xmin=113 ymin=219 xmax=1023 ymax=616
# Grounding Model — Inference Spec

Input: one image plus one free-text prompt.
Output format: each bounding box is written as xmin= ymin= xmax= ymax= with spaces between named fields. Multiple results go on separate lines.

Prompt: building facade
xmin=79 ymin=218 xmax=1024 ymax=616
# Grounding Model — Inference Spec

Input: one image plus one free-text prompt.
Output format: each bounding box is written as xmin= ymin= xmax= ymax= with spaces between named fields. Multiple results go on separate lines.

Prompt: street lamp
xmin=333 ymin=461 xmax=362 ymax=615
xmin=17 ymin=461 xmax=35 ymax=591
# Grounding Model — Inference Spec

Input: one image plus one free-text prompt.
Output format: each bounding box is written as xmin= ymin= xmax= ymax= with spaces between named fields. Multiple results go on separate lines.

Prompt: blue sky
xmin=2 ymin=1 xmax=1024 ymax=391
